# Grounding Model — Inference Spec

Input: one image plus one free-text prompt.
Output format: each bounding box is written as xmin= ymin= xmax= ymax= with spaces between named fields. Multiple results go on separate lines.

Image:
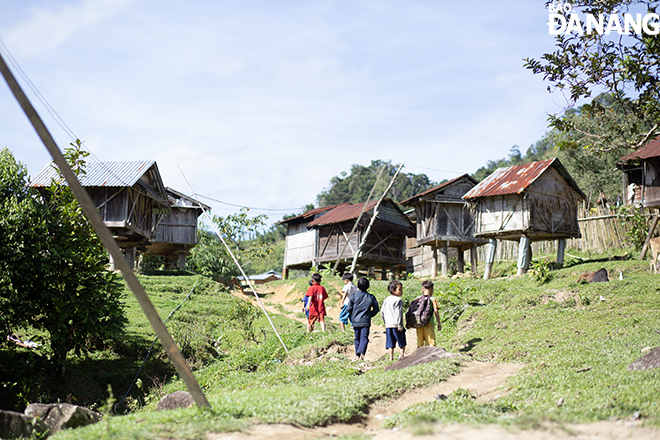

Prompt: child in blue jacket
xmin=345 ymin=277 xmax=380 ymax=360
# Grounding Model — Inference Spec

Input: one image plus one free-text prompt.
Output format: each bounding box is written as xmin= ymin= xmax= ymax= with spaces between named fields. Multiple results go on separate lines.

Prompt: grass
xmin=6 ymin=248 xmax=660 ymax=438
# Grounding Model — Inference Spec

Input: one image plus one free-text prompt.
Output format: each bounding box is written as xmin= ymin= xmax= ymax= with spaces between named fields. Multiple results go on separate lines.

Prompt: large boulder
xmin=24 ymin=403 xmax=99 ymax=433
xmin=385 ymin=346 xmax=458 ymax=372
xmin=157 ymin=391 xmax=194 ymax=411
xmin=0 ymin=409 xmax=48 ymax=438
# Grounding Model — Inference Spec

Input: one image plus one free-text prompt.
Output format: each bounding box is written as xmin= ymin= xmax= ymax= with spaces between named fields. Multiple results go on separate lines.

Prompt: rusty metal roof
xmin=400 ymin=173 xmax=478 ymax=206
xmin=463 ymin=158 xmax=585 ymax=199
xmin=277 ymin=203 xmax=348 ymax=225
xmin=307 ymin=201 xmax=379 ymax=227
xmin=619 ymin=137 xmax=660 ymax=162
xmin=306 ymin=199 xmax=415 ymax=236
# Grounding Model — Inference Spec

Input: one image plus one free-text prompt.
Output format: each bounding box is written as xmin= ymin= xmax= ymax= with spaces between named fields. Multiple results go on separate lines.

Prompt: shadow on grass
xmin=459 ymin=337 xmax=482 ymax=353
xmin=0 ymin=332 xmax=175 ymax=413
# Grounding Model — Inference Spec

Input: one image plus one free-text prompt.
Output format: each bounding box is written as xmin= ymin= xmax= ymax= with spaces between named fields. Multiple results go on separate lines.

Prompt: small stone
xmin=156 ymin=391 xmax=194 ymax=411
xmin=557 ymin=397 xmax=564 ymax=406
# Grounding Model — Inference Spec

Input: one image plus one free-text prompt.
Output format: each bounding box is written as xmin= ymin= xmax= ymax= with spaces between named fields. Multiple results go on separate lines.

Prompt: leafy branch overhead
xmin=524 ymin=0 xmax=660 ymax=152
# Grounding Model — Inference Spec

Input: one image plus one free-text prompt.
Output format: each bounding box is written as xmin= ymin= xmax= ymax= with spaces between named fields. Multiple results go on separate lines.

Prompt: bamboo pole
xmin=349 ymin=163 xmax=404 ymax=273
xmin=330 ymin=165 xmax=386 ymax=276
xmin=0 ymin=53 xmax=210 ymax=408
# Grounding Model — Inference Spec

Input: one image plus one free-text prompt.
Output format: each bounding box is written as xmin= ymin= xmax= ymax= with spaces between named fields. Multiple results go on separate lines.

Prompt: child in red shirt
xmin=305 ymin=272 xmax=328 ymax=333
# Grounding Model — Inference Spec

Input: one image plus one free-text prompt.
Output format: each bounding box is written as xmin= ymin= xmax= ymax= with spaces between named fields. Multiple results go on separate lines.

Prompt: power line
xmin=195 ymin=193 xmax=302 ymax=213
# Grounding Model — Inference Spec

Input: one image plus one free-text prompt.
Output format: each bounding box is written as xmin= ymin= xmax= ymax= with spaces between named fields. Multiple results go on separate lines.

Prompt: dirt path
xmin=235 ymin=281 xmax=392 ymax=361
xmin=218 ymin=283 xmax=660 ymax=440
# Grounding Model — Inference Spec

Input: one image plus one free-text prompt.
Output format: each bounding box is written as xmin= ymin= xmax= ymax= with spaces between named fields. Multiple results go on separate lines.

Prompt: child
xmin=382 ymin=279 xmax=406 ymax=361
xmin=339 ymin=272 xmax=358 ymax=332
xmin=416 ymin=280 xmax=441 ymax=347
xmin=305 ymin=273 xmax=328 ymax=333
xmin=345 ymin=277 xmax=380 ymax=360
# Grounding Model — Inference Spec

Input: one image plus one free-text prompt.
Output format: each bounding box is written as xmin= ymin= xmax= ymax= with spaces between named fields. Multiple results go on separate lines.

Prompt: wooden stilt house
xmin=618 ymin=138 xmax=660 ymax=208
xmin=463 ymin=158 xmax=585 ymax=277
xmin=306 ymin=199 xmax=415 ymax=278
xmin=31 ymin=160 xmax=171 ymax=269
xmin=618 ymin=138 xmax=660 ymax=258
xmin=401 ymin=174 xmax=487 ymax=277
xmin=278 ymin=204 xmax=346 ymax=278
xmin=146 ymin=187 xmax=210 ymax=269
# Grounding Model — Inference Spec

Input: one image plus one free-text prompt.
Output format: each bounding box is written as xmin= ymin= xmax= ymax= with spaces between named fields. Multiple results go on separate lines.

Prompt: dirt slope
xmin=218 ymin=282 xmax=659 ymax=440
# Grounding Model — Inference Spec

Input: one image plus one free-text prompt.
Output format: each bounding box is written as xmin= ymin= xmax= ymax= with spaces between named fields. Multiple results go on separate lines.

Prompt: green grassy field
xmin=7 ymin=249 xmax=660 ymax=438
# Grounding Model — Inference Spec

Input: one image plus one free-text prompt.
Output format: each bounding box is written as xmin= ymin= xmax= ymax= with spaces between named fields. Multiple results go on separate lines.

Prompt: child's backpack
xmin=405 ymin=295 xmax=432 ymax=329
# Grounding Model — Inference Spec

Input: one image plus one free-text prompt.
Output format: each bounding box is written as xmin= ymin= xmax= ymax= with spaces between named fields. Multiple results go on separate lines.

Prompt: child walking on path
xmin=382 ymin=280 xmax=406 ymax=361
xmin=416 ymin=280 xmax=441 ymax=347
xmin=306 ymin=273 xmax=328 ymax=333
xmin=339 ymin=273 xmax=359 ymax=332
xmin=346 ymin=277 xmax=379 ymax=360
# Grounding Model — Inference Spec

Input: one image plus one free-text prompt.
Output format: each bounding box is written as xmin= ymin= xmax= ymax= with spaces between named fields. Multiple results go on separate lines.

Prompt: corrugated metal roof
xmin=277 ymin=203 xmax=348 ymax=225
xmin=400 ymin=173 xmax=478 ymax=206
xmin=463 ymin=158 xmax=585 ymax=199
xmin=619 ymin=137 xmax=660 ymax=162
xmin=307 ymin=201 xmax=379 ymax=227
xmin=31 ymin=160 xmax=156 ymax=187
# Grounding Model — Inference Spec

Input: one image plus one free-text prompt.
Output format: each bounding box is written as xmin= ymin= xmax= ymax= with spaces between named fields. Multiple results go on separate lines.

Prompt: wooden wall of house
xmin=360 ymin=228 xmax=405 ymax=263
xmin=378 ymin=202 xmax=414 ymax=231
xmin=90 ymin=187 xmax=129 ymax=223
xmin=90 ymin=186 xmax=157 ymax=238
xmin=644 ymin=157 xmax=660 ymax=208
xmin=152 ymin=208 xmax=198 ymax=245
xmin=283 ymin=223 xmax=317 ymax=267
xmin=316 ymin=222 xmax=360 ymax=262
xmin=474 ymin=194 xmax=528 ymax=236
xmin=527 ymin=166 xmax=581 ymax=237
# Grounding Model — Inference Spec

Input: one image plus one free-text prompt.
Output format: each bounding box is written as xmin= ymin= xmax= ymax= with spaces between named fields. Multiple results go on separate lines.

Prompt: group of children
xmin=302 ymin=273 xmax=442 ymax=361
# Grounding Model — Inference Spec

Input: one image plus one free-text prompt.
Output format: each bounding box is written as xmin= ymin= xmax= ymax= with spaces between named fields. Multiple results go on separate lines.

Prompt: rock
xmin=0 ymin=409 xmax=48 ymax=438
xmin=385 ymin=346 xmax=458 ymax=372
xmin=24 ymin=403 xmax=100 ymax=433
xmin=156 ymin=391 xmax=194 ymax=411
xmin=628 ymin=347 xmax=660 ymax=371
xmin=576 ymin=268 xmax=609 ymax=283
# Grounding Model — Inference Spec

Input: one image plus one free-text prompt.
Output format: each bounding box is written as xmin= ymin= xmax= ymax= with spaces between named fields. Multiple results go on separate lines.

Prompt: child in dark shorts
xmin=382 ymin=279 xmax=406 ymax=361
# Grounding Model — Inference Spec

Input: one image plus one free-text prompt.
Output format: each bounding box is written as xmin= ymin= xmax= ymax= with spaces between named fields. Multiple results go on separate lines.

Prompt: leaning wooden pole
xmin=0 ymin=53 xmax=210 ymax=409
xmin=330 ymin=164 xmax=386 ymax=276
xmin=349 ymin=163 xmax=404 ymax=274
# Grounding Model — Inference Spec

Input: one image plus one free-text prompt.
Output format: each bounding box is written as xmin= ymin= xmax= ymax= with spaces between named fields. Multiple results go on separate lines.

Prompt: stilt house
xmin=31 ymin=160 xmax=170 ymax=268
xmin=401 ymin=174 xmax=487 ymax=277
xmin=279 ymin=204 xmax=346 ymax=278
xmin=463 ymin=158 xmax=585 ymax=277
xmin=618 ymin=138 xmax=660 ymax=208
xmin=618 ymin=138 xmax=660 ymax=258
xmin=307 ymin=199 xmax=415 ymax=278
xmin=279 ymin=201 xmax=415 ymax=278
xmin=146 ymin=187 xmax=210 ymax=269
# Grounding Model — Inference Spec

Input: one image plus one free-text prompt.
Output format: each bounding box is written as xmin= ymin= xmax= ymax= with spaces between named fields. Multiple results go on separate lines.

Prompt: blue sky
xmin=0 ymin=1 xmax=564 ymax=224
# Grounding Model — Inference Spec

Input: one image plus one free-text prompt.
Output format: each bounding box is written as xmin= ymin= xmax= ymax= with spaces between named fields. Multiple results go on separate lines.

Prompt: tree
xmin=0 ymin=144 xmax=126 ymax=374
xmin=316 ymin=160 xmax=436 ymax=206
xmin=187 ymin=208 xmax=272 ymax=277
xmin=524 ymin=1 xmax=660 ymax=152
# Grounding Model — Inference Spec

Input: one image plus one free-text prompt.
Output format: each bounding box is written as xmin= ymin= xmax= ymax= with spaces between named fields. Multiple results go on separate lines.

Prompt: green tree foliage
xmin=316 ymin=160 xmax=436 ymax=206
xmin=472 ymin=95 xmax=628 ymax=203
xmin=0 ymin=144 xmax=126 ymax=374
xmin=187 ymin=208 xmax=272 ymax=277
xmin=524 ymin=1 xmax=660 ymax=152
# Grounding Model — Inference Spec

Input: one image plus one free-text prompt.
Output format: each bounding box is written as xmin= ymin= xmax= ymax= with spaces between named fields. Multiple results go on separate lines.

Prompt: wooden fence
xmin=476 ymin=205 xmax=648 ymax=262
